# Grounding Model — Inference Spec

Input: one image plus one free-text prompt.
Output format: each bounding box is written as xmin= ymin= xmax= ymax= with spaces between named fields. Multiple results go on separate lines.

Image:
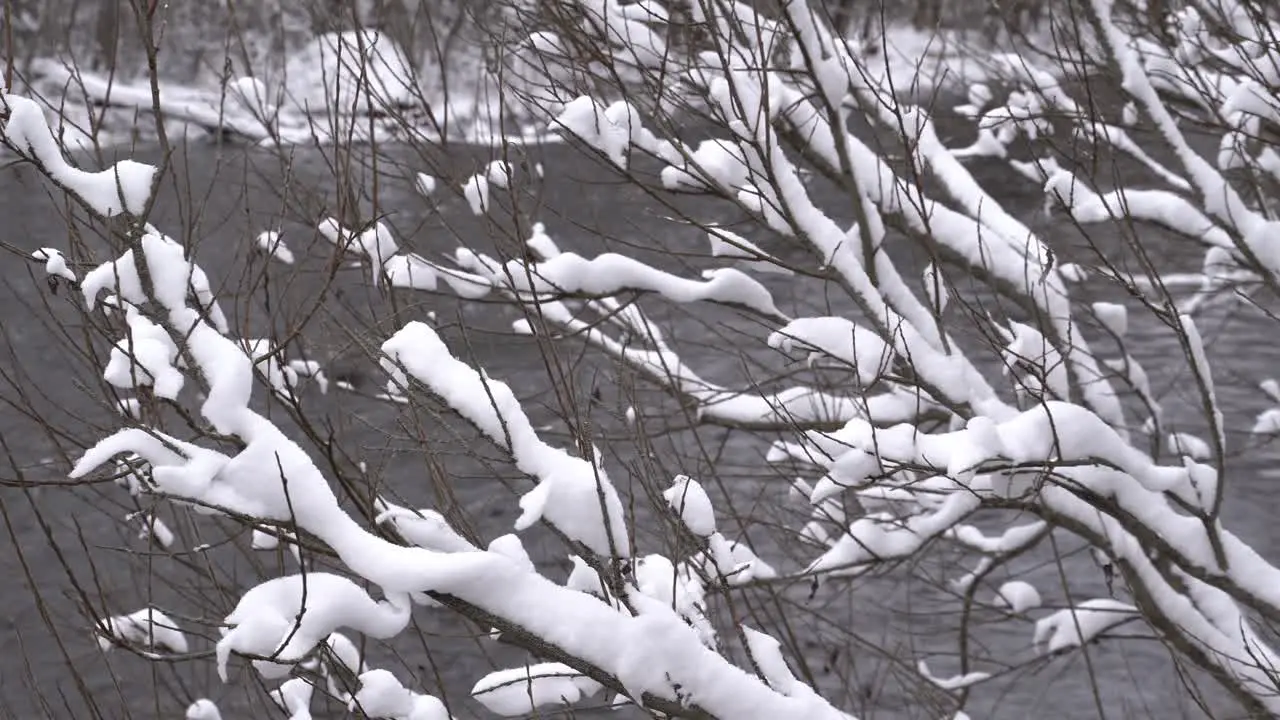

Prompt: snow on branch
xmin=316 ymin=216 xmax=784 ymax=318
xmin=215 ymin=573 xmax=412 ymax=681
xmin=648 ymin=2 xmax=1122 ymax=433
xmin=1086 ymin=0 xmax=1280 ymax=280
xmin=811 ymin=403 xmax=1204 ymax=498
xmin=381 ymin=322 xmax=629 ymax=558
xmin=67 ymin=305 xmax=850 ymax=719
xmin=270 ymin=678 xmax=315 ymax=720
xmin=706 ymin=225 xmax=794 ymax=275
xmin=3 ymin=94 xmax=155 ymax=216
xmin=1033 ymin=599 xmax=1138 ymax=654
xmin=768 ymin=317 xmax=895 ymax=387
xmin=513 ymin=294 xmax=916 ymax=428
xmin=95 ymin=607 xmax=189 ymax=656
xmin=351 ymin=669 xmax=450 ymax=719
xmin=703 ymin=64 xmax=1010 ymax=418
xmin=19 ymin=0 xmax=1280 ymax=713
xmin=471 ymin=663 xmax=604 ymax=716
xmin=496 ymin=252 xmax=784 ymax=318
xmin=710 ymin=4 xmax=1127 ymax=433
xmin=389 ymin=222 xmax=905 ymax=431
xmin=917 ymin=659 xmax=991 ymax=691
xmin=1043 ymin=169 xmax=1235 ymax=250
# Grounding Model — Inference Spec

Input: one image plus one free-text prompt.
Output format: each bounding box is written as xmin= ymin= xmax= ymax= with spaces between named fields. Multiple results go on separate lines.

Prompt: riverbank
xmin=12 ymin=23 xmax=1059 ymax=153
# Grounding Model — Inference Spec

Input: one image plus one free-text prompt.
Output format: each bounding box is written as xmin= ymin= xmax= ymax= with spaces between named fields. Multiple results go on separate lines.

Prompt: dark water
xmin=1 ymin=124 xmax=1278 ymax=720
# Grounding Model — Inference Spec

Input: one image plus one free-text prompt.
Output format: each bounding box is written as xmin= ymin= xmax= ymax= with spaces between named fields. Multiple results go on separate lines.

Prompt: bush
xmin=3 ymin=0 xmax=1280 ymax=718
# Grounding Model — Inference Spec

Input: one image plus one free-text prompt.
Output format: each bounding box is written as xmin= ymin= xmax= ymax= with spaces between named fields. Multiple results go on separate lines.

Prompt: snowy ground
xmin=14 ymin=24 xmax=1056 ymax=154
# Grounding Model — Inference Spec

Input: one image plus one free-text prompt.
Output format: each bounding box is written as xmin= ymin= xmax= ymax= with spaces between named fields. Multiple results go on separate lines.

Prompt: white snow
xmin=96 ymin=607 xmax=188 ymax=655
xmin=1167 ymin=432 xmax=1211 ymax=461
xmin=127 ymin=511 xmax=175 ymax=548
xmin=486 ymin=160 xmax=513 ymax=189
xmin=661 ymin=138 xmax=752 ymax=191
xmin=917 ymin=659 xmax=991 ymax=691
xmin=351 ymin=669 xmax=450 ymax=720
xmin=103 ymin=308 xmax=184 ymax=399
xmin=1177 ymin=313 xmax=1225 ymax=458
xmin=706 ymin=226 xmax=793 ymax=275
xmin=414 ymin=173 xmax=438 ymax=196
xmin=252 ymin=528 xmax=281 ymax=550
xmin=318 ymin=218 xmax=400 ymax=285
xmin=228 ymin=77 xmax=274 ymax=121
xmin=633 ymin=554 xmax=716 ymax=647
xmin=65 ymin=296 xmax=867 ymax=720
xmin=566 ymin=554 xmax=608 ymax=598
xmin=115 ymin=397 xmax=142 ymax=419
xmin=239 ymin=338 xmax=302 ymax=401
xmin=270 ymin=678 xmax=315 ymax=720
xmin=663 ymin=475 xmax=717 ymax=536
xmin=488 ymin=534 xmax=536 ymax=573
xmin=382 ymin=322 xmax=629 ymax=557
xmin=35 ymin=8 xmax=1280 ymax=716
xmin=462 ymin=174 xmax=490 ymax=215
xmin=1091 ymin=0 xmax=1280 ymax=279
xmin=1043 ymin=169 xmax=1233 ymax=251
xmin=471 ymin=663 xmax=603 ymax=716
xmin=493 ymin=251 xmax=782 ymax=317
xmin=315 ymin=632 xmax=367 ymax=700
xmin=741 ymin=626 xmax=818 ymax=700
xmin=999 ymin=320 xmax=1069 ymax=401
xmin=1033 ymin=598 xmax=1138 ymax=653
xmin=375 ymin=501 xmax=477 ymax=553
xmin=692 ymin=537 xmax=777 ymax=584
xmin=186 ymin=700 xmax=222 ymax=720
xmin=31 ymin=247 xmax=77 ymax=282
xmin=1093 ymin=302 xmax=1128 ymax=337
xmin=922 ymin=263 xmax=948 ymax=313
xmin=255 ymin=231 xmax=296 ymax=265
xmin=768 ymin=317 xmax=895 ymax=386
xmin=526 ymin=222 xmax=560 ymax=260
xmin=216 ymin=574 xmax=412 ymax=681
xmin=287 ymin=359 xmax=329 ymax=394
xmin=551 ymin=97 xmax=670 ymax=169
xmin=994 ymin=580 xmax=1042 ymax=613
xmin=251 ymin=527 xmax=302 ymax=564
xmin=3 ymin=95 xmax=155 ymax=216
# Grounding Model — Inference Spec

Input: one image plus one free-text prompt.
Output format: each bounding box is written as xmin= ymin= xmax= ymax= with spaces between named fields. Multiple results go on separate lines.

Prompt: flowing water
xmin=1 ymin=124 xmax=1279 ymax=720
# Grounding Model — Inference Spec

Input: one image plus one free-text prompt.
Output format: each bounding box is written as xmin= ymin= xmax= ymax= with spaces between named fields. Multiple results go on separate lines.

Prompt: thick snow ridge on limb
xmin=216 ymin=574 xmax=411 ymax=681
xmin=768 ymin=317 xmax=895 ymax=386
xmin=60 ymin=231 xmax=853 ymax=716
xmin=24 ymin=0 xmax=1280 ymax=711
xmin=381 ymin=321 xmax=629 ymax=558
xmin=471 ymin=663 xmax=603 ymax=716
xmin=814 ymin=402 xmax=1203 ymax=495
xmin=681 ymin=0 xmax=1126 ymax=429
xmin=68 ymin=313 xmax=851 ymax=717
xmin=76 ymin=431 xmax=849 ymax=717
xmin=498 ymin=252 xmax=783 ymax=318
xmin=1087 ymin=0 xmax=1280 ymax=280
xmin=2 ymin=94 xmax=155 ymax=216
xmin=511 ymin=293 xmax=897 ymax=427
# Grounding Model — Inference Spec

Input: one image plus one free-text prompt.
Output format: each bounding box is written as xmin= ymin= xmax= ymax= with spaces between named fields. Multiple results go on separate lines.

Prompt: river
xmin=1 ymin=120 xmax=1278 ymax=720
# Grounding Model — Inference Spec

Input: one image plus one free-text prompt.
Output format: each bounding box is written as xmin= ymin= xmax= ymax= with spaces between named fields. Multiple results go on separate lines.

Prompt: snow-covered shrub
xmin=6 ymin=0 xmax=1280 ymax=719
